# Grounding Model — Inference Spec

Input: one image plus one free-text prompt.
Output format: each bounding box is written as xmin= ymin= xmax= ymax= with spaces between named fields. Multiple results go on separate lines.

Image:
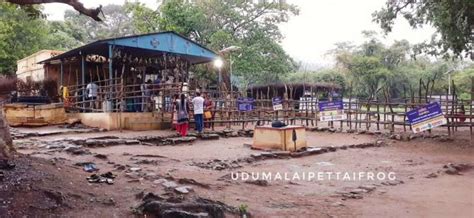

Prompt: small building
xmin=16 ymin=50 xmax=64 ymax=82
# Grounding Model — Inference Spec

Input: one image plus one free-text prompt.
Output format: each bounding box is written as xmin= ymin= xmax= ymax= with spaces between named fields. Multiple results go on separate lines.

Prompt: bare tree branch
xmin=6 ymin=0 xmax=103 ymax=21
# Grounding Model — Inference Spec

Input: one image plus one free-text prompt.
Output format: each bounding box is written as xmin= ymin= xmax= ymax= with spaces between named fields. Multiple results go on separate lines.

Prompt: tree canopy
xmin=126 ymin=0 xmax=299 ymax=86
xmin=0 ymin=3 xmax=55 ymax=74
xmin=373 ymin=0 xmax=474 ymax=60
xmin=285 ymin=31 xmax=471 ymax=100
xmin=53 ymin=4 xmax=136 ymax=45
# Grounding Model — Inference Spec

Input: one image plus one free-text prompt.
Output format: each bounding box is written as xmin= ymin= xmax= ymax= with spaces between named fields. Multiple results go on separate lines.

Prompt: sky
xmin=42 ymin=0 xmax=436 ymax=69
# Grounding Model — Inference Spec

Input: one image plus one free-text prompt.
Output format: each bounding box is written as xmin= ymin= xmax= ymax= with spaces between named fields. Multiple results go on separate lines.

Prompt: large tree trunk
xmin=0 ymin=109 xmax=13 ymax=160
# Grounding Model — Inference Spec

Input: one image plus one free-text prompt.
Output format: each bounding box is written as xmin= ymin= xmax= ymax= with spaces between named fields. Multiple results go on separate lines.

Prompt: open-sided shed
xmin=39 ymin=31 xmax=218 ymax=130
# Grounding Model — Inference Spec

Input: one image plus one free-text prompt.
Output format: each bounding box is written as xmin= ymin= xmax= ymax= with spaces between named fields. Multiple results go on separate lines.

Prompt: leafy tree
xmin=0 ymin=3 xmax=50 ymax=75
xmin=373 ymin=0 xmax=474 ymax=59
xmin=125 ymin=2 xmax=160 ymax=33
xmin=329 ymin=31 xmax=456 ymax=99
xmin=126 ymin=0 xmax=299 ymax=87
xmin=452 ymin=65 xmax=474 ymax=100
xmin=284 ymin=69 xmax=346 ymax=92
xmin=55 ymin=4 xmax=136 ymax=44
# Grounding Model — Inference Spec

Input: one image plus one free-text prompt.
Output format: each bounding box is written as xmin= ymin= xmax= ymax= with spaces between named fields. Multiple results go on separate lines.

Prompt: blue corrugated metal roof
xmin=40 ymin=31 xmax=218 ymax=64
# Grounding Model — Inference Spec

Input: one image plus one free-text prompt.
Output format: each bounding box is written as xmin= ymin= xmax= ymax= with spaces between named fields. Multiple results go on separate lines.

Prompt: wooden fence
xmin=60 ymin=76 xmax=474 ymax=140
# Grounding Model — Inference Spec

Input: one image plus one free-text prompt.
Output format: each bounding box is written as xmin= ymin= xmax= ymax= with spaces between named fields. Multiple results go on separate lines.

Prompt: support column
xmin=81 ymin=52 xmax=86 ymax=111
xmin=60 ymin=60 xmax=64 ymax=86
xmin=108 ymin=44 xmax=113 ymax=110
xmin=45 ymin=64 xmax=49 ymax=80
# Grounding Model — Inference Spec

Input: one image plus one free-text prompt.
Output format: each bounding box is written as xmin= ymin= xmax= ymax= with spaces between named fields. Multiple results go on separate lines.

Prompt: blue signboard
xmin=272 ymin=97 xmax=283 ymax=111
xmin=318 ymin=100 xmax=344 ymax=111
xmin=406 ymin=102 xmax=446 ymax=133
xmin=237 ymin=97 xmax=255 ymax=111
xmin=318 ymin=100 xmax=345 ymax=121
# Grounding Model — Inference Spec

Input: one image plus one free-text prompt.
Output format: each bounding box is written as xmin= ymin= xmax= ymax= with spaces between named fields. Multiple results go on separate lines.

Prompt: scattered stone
xmin=64 ymin=146 xmax=90 ymax=155
xmin=229 ymin=131 xmax=239 ymax=137
xmin=289 ymin=181 xmax=300 ymax=185
xmin=115 ymin=165 xmax=126 ymax=171
xmin=358 ymin=185 xmax=376 ymax=192
xmin=425 ymin=173 xmax=438 ymax=178
xmin=356 ymin=130 xmax=366 ymax=134
xmin=390 ymin=134 xmax=403 ymax=140
xmin=194 ymin=159 xmax=242 ymax=171
xmin=46 ymin=144 xmax=65 ymax=149
xmin=145 ymin=172 xmax=158 ymax=178
xmin=408 ymin=134 xmax=418 ymax=140
xmin=444 ymin=167 xmax=460 ymax=175
xmin=346 ymin=129 xmax=356 ymax=133
xmin=175 ymin=186 xmax=193 ymax=194
xmin=327 ymin=146 xmax=337 ymax=152
xmin=316 ymin=162 xmax=334 ymax=166
xmin=443 ymin=163 xmax=472 ymax=174
xmin=340 ymin=192 xmax=363 ymax=199
xmin=243 ymin=143 xmax=252 ymax=148
xmin=162 ymin=181 xmax=178 ymax=188
xmin=213 ymin=165 xmax=225 ymax=170
xmin=153 ymin=179 xmax=168 ymax=184
xmin=94 ymin=154 xmax=107 ymax=159
xmin=134 ymin=154 xmax=167 ymax=158
xmin=102 ymin=198 xmax=115 ymax=206
xmin=349 ymin=188 xmax=367 ymax=194
xmin=135 ymin=159 xmax=158 ymax=165
xmin=375 ymin=140 xmax=385 ymax=147
xmin=177 ymin=178 xmax=211 ymax=189
xmin=245 ymin=179 xmax=269 ymax=186
xmin=200 ymin=133 xmax=220 ymax=140
xmin=130 ymin=167 xmax=142 ymax=172
xmin=437 ymin=136 xmax=454 ymax=142
xmin=164 ymin=136 xmax=197 ymax=145
xmin=382 ymin=180 xmax=403 ymax=186
xmin=128 ymin=179 xmax=141 ymax=183
xmin=331 ymin=202 xmax=344 ymax=207
xmin=317 ymin=127 xmax=329 ymax=132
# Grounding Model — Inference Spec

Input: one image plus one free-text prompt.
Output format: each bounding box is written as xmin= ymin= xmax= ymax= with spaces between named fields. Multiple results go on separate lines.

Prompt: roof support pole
xmin=45 ymin=64 xmax=49 ymax=80
xmin=81 ymin=53 xmax=86 ymax=111
xmin=60 ymin=60 xmax=63 ymax=87
xmin=108 ymin=44 xmax=113 ymax=102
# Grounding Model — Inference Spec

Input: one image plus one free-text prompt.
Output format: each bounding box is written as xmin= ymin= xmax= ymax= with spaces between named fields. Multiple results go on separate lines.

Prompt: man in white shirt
xmin=86 ymin=81 xmax=99 ymax=110
xmin=191 ymin=92 xmax=205 ymax=133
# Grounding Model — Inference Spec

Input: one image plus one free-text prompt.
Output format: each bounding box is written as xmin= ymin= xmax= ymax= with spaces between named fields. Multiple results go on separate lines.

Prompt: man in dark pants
xmin=192 ymin=92 xmax=205 ymax=133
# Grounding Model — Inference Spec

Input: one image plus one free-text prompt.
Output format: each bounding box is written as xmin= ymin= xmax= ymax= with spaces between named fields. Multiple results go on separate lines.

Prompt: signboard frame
xmin=237 ymin=97 xmax=255 ymax=112
xmin=272 ymin=97 xmax=283 ymax=111
xmin=318 ymin=100 xmax=345 ymax=121
xmin=406 ymin=102 xmax=447 ymax=133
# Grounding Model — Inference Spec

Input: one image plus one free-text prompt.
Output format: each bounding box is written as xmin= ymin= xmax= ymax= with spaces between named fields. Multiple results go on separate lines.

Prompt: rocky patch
xmin=133 ymin=192 xmax=240 ymax=218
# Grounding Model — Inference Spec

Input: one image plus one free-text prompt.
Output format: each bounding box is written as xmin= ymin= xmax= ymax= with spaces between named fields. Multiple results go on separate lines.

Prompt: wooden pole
xmin=471 ymin=77 xmax=473 ymax=144
xmin=348 ymin=84 xmax=353 ymax=130
xmin=446 ymin=88 xmax=451 ymax=136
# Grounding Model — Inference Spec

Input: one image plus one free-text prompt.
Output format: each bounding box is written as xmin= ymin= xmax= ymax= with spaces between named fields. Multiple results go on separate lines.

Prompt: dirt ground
xmin=1 ymin=125 xmax=473 ymax=217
